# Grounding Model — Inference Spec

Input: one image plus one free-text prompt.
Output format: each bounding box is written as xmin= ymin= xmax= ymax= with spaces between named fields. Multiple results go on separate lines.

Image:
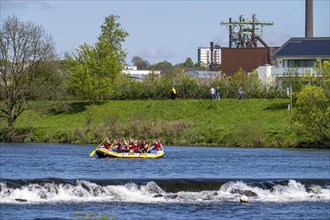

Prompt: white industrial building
xmin=122 ymin=66 xmax=160 ymax=81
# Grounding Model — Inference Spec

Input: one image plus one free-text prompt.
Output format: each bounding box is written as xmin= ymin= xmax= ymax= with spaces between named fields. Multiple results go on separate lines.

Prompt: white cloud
xmin=38 ymin=1 xmax=54 ymax=10
xmin=2 ymin=0 xmax=54 ymax=10
xmin=138 ymin=47 xmax=174 ymax=59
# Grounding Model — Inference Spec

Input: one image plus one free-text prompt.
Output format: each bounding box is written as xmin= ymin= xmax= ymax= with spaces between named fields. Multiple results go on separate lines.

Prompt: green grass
xmin=9 ymin=98 xmax=304 ymax=147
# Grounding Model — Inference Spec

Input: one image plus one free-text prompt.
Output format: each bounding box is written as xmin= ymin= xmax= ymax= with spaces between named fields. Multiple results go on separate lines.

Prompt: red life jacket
xmin=104 ymin=143 xmax=111 ymax=149
xmin=117 ymin=143 xmax=123 ymax=151
xmin=154 ymin=143 xmax=162 ymax=150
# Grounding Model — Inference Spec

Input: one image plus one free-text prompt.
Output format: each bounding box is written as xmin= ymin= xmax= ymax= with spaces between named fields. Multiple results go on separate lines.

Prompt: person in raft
xmin=104 ymin=139 xmax=111 ymax=149
xmin=141 ymin=140 xmax=150 ymax=153
xmin=114 ymin=139 xmax=124 ymax=152
xmin=138 ymin=140 xmax=146 ymax=153
xmin=150 ymin=140 xmax=163 ymax=152
xmin=132 ymin=140 xmax=139 ymax=153
xmin=124 ymin=139 xmax=139 ymax=153
xmin=124 ymin=139 xmax=134 ymax=152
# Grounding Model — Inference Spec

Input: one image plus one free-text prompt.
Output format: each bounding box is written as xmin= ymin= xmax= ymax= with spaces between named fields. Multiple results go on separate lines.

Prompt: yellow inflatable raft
xmin=95 ymin=148 xmax=165 ymax=159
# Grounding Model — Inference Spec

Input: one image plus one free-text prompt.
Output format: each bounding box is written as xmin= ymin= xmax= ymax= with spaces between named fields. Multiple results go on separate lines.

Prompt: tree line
xmin=0 ymin=14 xmax=329 ymax=146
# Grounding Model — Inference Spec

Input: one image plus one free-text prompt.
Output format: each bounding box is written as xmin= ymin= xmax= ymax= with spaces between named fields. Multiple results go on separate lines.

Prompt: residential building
xmin=198 ymin=46 xmax=221 ymax=67
xmin=271 ymin=37 xmax=330 ymax=89
xmin=271 ymin=37 xmax=330 ymax=71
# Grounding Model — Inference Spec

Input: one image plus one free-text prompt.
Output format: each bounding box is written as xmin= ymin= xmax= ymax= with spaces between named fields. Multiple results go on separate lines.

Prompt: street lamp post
xmin=287 ymin=84 xmax=293 ymax=128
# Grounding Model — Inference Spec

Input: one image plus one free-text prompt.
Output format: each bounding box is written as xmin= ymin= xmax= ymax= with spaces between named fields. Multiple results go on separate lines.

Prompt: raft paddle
xmin=161 ymin=145 xmax=168 ymax=157
xmin=89 ymin=138 xmax=106 ymax=157
xmin=144 ymin=142 xmax=152 ymax=158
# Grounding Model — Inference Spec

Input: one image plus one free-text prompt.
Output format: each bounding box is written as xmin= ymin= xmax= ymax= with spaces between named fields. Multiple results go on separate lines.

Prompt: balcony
xmin=271 ymin=67 xmax=319 ymax=76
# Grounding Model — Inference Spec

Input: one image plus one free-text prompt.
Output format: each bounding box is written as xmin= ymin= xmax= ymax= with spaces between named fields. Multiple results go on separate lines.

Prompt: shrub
xmin=223 ymin=122 xmax=265 ymax=147
xmin=294 ymin=85 xmax=330 ymax=147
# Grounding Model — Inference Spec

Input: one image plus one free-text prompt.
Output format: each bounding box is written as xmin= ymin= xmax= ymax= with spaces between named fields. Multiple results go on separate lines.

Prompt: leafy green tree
xmin=131 ymin=56 xmax=150 ymax=70
xmin=66 ymin=14 xmax=128 ymax=103
xmin=227 ymin=69 xmax=249 ymax=98
xmin=179 ymin=74 xmax=199 ymax=98
xmin=226 ymin=69 xmax=263 ymax=98
xmin=143 ymin=71 xmax=161 ymax=98
xmin=247 ymin=70 xmax=264 ymax=98
xmin=112 ymin=74 xmax=132 ymax=100
xmin=29 ymin=60 xmax=66 ymax=101
xmin=65 ymin=44 xmax=112 ymax=103
xmin=315 ymin=60 xmax=330 ymax=97
xmin=281 ymin=68 xmax=303 ymax=93
xmin=151 ymin=60 xmax=173 ymax=75
xmin=159 ymin=77 xmax=175 ymax=99
xmin=294 ymin=85 xmax=330 ymax=146
xmin=97 ymin=14 xmax=128 ymax=80
xmin=0 ymin=15 xmax=57 ymax=127
xmin=182 ymin=57 xmax=194 ymax=68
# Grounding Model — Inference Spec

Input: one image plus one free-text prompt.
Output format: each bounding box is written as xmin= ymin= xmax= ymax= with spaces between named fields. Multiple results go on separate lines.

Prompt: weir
xmin=1 ymin=178 xmax=329 ymax=204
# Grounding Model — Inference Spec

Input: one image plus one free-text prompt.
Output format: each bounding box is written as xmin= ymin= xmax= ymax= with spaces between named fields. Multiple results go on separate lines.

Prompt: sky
xmin=1 ymin=0 xmax=330 ymax=65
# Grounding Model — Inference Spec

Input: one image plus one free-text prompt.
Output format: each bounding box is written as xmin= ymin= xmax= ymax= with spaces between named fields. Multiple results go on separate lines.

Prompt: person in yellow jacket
xmin=170 ymin=87 xmax=176 ymax=100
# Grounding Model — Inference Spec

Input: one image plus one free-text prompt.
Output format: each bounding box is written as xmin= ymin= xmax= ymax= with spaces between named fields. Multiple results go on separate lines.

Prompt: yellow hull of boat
xmin=95 ymin=148 xmax=165 ymax=159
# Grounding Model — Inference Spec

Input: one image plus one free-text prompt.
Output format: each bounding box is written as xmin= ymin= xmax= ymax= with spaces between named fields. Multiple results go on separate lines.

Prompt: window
xmin=321 ymin=59 xmax=330 ymax=64
xmin=305 ymin=60 xmax=315 ymax=67
xmin=287 ymin=59 xmax=316 ymax=67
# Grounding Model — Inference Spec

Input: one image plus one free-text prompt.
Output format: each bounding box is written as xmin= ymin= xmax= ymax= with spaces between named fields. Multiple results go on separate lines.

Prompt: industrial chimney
xmin=305 ymin=0 xmax=313 ymax=38
xmin=210 ymin=41 xmax=214 ymax=66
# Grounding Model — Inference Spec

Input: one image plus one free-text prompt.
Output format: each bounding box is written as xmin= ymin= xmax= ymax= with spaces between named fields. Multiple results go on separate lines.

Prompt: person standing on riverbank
xmin=170 ymin=87 xmax=177 ymax=100
xmin=238 ymin=87 xmax=244 ymax=100
xmin=216 ymin=87 xmax=220 ymax=101
xmin=210 ymin=86 xmax=215 ymax=101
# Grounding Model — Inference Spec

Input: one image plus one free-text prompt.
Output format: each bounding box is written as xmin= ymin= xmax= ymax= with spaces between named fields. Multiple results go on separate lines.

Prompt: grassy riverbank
xmin=2 ymin=99 xmax=308 ymax=147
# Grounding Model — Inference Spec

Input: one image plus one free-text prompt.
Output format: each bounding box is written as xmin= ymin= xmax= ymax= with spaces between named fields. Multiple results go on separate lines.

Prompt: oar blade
xmin=89 ymin=150 xmax=96 ymax=157
xmin=89 ymin=138 xmax=107 ymax=157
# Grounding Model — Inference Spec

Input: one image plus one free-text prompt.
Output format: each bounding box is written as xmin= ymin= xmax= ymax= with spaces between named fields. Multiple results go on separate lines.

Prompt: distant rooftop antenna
xmin=220 ymin=14 xmax=273 ymax=48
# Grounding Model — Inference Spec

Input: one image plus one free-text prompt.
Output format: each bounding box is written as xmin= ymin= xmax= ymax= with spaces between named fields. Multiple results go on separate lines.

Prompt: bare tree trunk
xmin=0 ymin=15 xmax=57 ymax=129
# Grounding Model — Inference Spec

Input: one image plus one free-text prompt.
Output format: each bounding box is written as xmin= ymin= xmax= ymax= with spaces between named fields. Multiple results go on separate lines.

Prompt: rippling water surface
xmin=0 ymin=143 xmax=329 ymax=219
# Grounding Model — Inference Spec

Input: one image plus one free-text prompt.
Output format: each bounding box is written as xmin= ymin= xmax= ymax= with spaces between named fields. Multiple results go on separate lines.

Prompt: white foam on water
xmin=255 ymin=180 xmax=330 ymax=202
xmin=1 ymin=180 xmax=329 ymax=204
xmin=106 ymin=182 xmax=166 ymax=203
xmin=217 ymin=180 xmax=330 ymax=202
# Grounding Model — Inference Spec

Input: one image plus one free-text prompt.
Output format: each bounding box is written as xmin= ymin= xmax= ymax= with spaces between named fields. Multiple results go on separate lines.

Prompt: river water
xmin=0 ymin=143 xmax=329 ymax=219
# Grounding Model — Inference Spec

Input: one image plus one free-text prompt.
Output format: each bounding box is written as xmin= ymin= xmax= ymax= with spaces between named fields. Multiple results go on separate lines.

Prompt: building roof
xmin=272 ymin=37 xmax=330 ymax=57
xmin=186 ymin=70 xmax=220 ymax=78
